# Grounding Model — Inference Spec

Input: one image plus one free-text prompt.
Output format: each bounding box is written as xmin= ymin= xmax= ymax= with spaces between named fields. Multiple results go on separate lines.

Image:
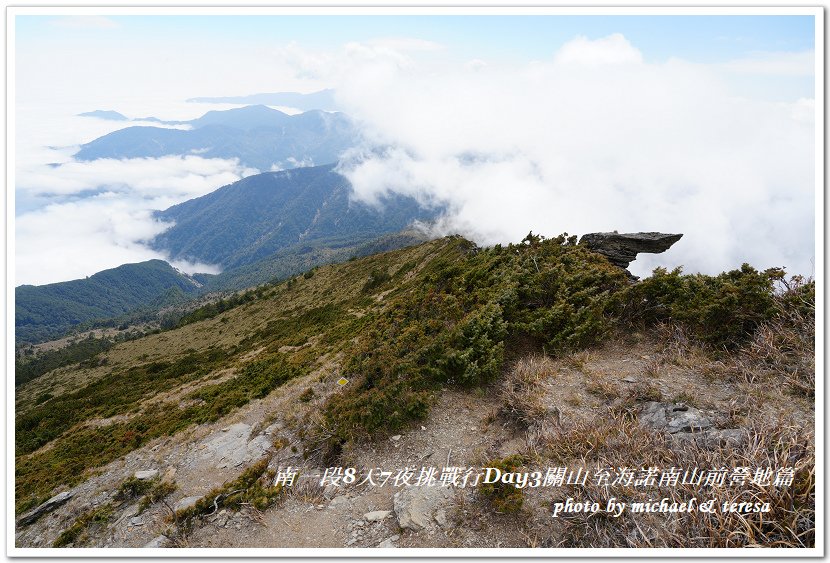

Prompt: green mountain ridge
xmin=15 ymin=260 xmax=201 ymax=344
xmin=151 ymin=163 xmax=437 ymax=270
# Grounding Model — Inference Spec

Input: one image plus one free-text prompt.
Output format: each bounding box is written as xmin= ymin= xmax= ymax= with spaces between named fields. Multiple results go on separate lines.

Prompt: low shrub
xmin=53 ymin=504 xmax=114 ymax=547
xmin=174 ymin=459 xmax=283 ymax=533
xmin=479 ymin=455 xmax=526 ymax=513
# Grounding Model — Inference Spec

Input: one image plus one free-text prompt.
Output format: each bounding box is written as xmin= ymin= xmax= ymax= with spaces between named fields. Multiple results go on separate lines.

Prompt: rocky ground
xmin=15 ymin=331 xmax=814 ymax=551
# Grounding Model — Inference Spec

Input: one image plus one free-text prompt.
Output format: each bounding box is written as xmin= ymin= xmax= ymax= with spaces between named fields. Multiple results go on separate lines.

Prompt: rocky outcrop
xmin=173 ymin=496 xmax=201 ymax=513
xmin=639 ymin=401 xmax=747 ymax=448
xmin=639 ymin=402 xmax=713 ymax=434
xmin=134 ymin=469 xmax=159 ymax=481
xmin=579 ymin=232 xmax=682 ymax=273
xmin=393 ymin=486 xmax=453 ymax=532
xmin=17 ymin=491 xmax=74 ymax=527
xmin=143 ymin=535 xmax=171 ymax=548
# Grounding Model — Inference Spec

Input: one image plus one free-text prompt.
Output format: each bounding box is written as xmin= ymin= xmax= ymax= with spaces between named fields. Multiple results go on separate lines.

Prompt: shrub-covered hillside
xmin=307 ymin=232 xmax=813 ymax=460
xmin=15 ymin=233 xmax=814 ymax=548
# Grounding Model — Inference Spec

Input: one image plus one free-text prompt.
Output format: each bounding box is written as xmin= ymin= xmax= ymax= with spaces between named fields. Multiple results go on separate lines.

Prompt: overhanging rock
xmin=579 ymin=232 xmax=682 ymax=274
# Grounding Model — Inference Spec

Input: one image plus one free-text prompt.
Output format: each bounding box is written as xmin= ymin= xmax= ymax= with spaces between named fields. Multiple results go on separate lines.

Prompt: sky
xmin=12 ymin=10 xmax=818 ymax=285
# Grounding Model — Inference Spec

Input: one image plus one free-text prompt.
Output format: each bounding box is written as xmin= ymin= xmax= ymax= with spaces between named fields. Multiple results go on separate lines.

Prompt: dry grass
xmin=512 ymin=296 xmax=815 ymax=549
xmin=584 ymin=374 xmax=620 ymax=403
xmin=533 ymin=407 xmax=814 ymax=548
xmin=650 ymin=279 xmax=814 ymax=399
xmin=499 ymin=356 xmax=557 ymax=430
xmin=729 ymin=306 xmax=815 ymax=397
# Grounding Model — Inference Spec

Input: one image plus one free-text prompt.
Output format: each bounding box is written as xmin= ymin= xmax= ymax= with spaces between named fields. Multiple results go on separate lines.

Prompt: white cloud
xmin=17 ymin=155 xmax=257 ymax=199
xmin=720 ymin=50 xmax=815 ymax=77
xmin=554 ymin=33 xmax=643 ymax=66
xmin=323 ymin=35 xmax=814 ymax=277
xmin=16 ymin=195 xmax=221 ymax=286
xmin=48 ymin=16 xmax=119 ymax=30
xmin=14 ymin=154 xmax=257 ymax=285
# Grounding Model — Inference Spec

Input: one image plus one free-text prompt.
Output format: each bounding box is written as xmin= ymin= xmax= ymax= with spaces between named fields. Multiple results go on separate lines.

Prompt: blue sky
xmin=17 ymin=14 xmax=815 ymax=64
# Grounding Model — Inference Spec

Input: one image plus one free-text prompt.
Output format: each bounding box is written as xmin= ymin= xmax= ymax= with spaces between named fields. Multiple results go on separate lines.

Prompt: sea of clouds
xmin=15 ymin=33 xmax=816 ymax=285
xmin=325 ymin=34 xmax=815 ymax=278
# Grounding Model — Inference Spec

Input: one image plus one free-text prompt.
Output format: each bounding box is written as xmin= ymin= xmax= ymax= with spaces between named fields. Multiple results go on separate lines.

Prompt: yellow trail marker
xmin=337 ymin=377 xmax=349 ymax=386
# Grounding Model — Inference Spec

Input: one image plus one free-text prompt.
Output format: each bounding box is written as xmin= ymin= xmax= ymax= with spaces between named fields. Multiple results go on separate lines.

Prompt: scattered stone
xmin=434 ymin=508 xmax=450 ymax=529
xmin=377 ymin=535 xmax=399 ymax=548
xmin=498 ymin=437 xmax=525 ymax=457
xmin=579 ymin=232 xmax=683 ymax=275
xmin=390 ymin=435 xmax=402 ymax=441
xmin=173 ymin=496 xmax=201 ymax=513
xmin=393 ymin=486 xmax=453 ymax=532
xmin=130 ymin=516 xmax=145 ymax=526
xmin=672 ymin=428 xmax=748 ymax=449
xmin=143 ymin=535 xmax=170 ymax=548
xmin=330 ymin=494 xmax=348 ymax=507
xmin=622 ymin=376 xmax=639 ymax=383
xmin=364 ymin=510 xmax=391 ymax=522
xmin=134 ymin=469 xmax=159 ymax=481
xmin=17 ymin=491 xmax=74 ymax=526
xmin=639 ymin=402 xmax=713 ymax=434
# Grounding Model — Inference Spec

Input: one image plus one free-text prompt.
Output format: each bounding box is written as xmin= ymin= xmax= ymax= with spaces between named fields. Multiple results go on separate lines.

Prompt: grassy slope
xmin=15 ymin=237 xmax=460 ymax=512
xmin=15 ymin=233 xmax=814 ymax=528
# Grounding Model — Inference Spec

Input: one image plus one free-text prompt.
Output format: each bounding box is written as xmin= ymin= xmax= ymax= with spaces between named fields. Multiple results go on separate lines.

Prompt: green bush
xmin=362 ymin=268 xmax=392 ymax=293
xmin=174 ymin=459 xmax=283 ymax=531
xmin=479 ymin=455 xmax=526 ymax=513
xmin=616 ymin=264 xmax=782 ymax=349
xmin=115 ymin=476 xmax=155 ymax=500
xmin=53 ymin=504 xmax=113 ymax=547
xmin=314 ymin=233 xmax=627 ymax=458
xmin=434 ymin=303 xmax=507 ymax=385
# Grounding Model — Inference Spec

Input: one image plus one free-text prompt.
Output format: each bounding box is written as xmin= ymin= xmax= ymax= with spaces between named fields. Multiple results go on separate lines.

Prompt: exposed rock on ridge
xmin=579 ymin=232 xmax=683 ymax=274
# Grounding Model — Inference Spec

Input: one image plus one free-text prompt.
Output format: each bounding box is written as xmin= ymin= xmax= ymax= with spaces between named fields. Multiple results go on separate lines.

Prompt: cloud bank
xmin=322 ymin=34 xmax=814 ymax=277
xmin=16 ymin=151 xmax=257 ymax=285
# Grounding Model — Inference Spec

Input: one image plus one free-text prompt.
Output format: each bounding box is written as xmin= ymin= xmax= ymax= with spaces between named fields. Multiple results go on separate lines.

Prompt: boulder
xmin=376 ymin=535 xmax=400 ymax=548
xmin=17 ymin=491 xmax=74 ymax=526
xmin=393 ymin=486 xmax=453 ymax=532
xmin=672 ymin=428 xmax=748 ymax=449
xmin=579 ymin=232 xmax=683 ymax=274
xmin=364 ymin=510 xmax=391 ymax=522
xmin=639 ymin=402 xmax=712 ymax=434
xmin=173 ymin=496 xmax=202 ymax=513
xmin=134 ymin=469 xmax=159 ymax=481
xmin=143 ymin=535 xmax=171 ymax=548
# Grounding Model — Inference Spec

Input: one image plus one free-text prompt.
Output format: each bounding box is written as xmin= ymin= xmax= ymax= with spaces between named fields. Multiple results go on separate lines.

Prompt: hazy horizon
xmin=13 ymin=11 xmax=818 ymax=286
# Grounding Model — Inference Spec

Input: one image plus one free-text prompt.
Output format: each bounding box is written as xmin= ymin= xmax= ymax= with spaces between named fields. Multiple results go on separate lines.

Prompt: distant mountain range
xmin=77 ymin=110 xmax=129 ymax=121
xmin=186 ymin=89 xmax=338 ymax=111
xmin=74 ymin=105 xmax=356 ymax=172
xmin=151 ymin=163 xmax=437 ymax=270
xmin=16 ymin=164 xmax=439 ymax=345
xmin=16 ymin=260 xmax=201 ymax=344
